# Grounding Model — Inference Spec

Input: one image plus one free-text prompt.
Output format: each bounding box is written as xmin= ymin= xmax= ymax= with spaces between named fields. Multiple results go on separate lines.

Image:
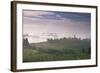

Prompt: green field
xmin=23 ymin=38 xmax=91 ymax=62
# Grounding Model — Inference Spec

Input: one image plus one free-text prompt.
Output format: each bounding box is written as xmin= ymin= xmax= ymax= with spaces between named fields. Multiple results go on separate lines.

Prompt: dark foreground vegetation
xmin=23 ymin=37 xmax=91 ymax=62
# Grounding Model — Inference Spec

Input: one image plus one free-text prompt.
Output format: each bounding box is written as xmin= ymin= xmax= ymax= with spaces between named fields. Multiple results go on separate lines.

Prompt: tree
xmin=23 ymin=38 xmax=30 ymax=48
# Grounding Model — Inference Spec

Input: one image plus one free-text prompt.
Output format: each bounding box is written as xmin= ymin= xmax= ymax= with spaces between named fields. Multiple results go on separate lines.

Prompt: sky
xmin=23 ymin=10 xmax=91 ymax=43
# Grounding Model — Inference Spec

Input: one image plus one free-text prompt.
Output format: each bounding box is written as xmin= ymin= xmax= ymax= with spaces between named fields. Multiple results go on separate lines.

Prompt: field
xmin=23 ymin=37 xmax=91 ymax=62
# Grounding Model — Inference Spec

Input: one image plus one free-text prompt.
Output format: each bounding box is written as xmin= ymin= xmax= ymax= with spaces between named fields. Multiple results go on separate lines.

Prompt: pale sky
xmin=23 ymin=10 xmax=91 ymax=43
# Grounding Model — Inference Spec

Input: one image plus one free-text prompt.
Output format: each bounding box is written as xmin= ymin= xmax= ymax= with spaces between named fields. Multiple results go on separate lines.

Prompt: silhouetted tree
xmin=23 ymin=38 xmax=30 ymax=48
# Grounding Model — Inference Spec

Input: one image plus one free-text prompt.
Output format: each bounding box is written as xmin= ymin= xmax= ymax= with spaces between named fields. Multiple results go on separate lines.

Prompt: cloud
xmin=23 ymin=10 xmax=90 ymax=21
xmin=23 ymin=10 xmax=90 ymax=25
xmin=23 ymin=10 xmax=65 ymax=21
xmin=23 ymin=10 xmax=55 ymax=17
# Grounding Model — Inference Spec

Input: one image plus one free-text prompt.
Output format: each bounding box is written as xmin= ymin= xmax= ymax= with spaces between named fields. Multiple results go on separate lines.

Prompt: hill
xmin=23 ymin=37 xmax=91 ymax=62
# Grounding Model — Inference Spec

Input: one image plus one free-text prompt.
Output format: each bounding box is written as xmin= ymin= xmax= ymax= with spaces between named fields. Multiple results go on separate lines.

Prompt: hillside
xmin=30 ymin=38 xmax=90 ymax=52
xmin=23 ymin=37 xmax=91 ymax=62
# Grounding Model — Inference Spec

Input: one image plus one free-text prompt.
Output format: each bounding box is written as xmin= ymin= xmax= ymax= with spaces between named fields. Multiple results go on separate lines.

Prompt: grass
xmin=23 ymin=37 xmax=91 ymax=62
xmin=23 ymin=48 xmax=90 ymax=62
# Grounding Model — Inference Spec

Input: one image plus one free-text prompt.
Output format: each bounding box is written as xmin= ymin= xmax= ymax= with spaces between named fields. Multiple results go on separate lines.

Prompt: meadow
xmin=23 ymin=37 xmax=91 ymax=62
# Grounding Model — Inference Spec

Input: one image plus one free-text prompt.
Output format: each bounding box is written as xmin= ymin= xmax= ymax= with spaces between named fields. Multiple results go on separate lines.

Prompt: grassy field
xmin=23 ymin=48 xmax=90 ymax=62
xmin=23 ymin=38 xmax=91 ymax=62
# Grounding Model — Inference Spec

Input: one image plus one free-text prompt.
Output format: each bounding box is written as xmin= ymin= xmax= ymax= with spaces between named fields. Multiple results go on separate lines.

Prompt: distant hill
xmin=30 ymin=37 xmax=90 ymax=54
xmin=31 ymin=38 xmax=90 ymax=48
